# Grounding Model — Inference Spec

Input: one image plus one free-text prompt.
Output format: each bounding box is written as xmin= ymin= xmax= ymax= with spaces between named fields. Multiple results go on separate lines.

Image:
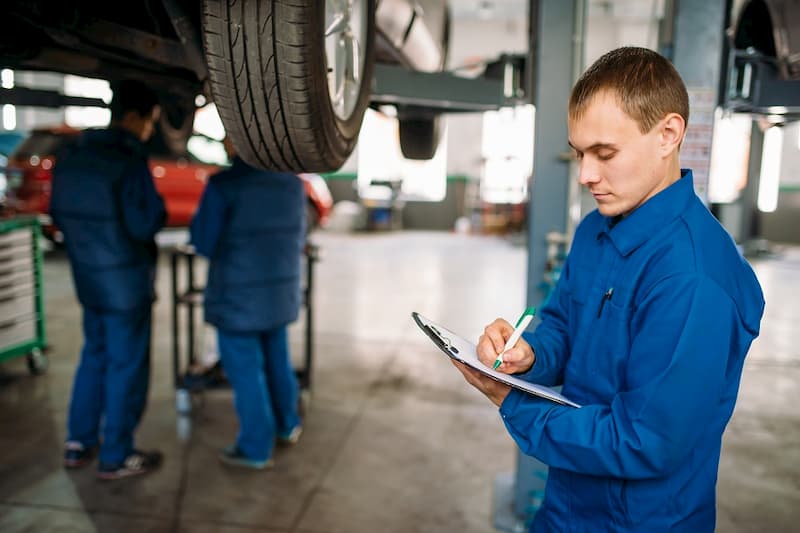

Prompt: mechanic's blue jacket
xmin=50 ymin=128 xmax=166 ymax=312
xmin=190 ymin=157 xmax=305 ymax=332
xmin=501 ymin=170 xmax=764 ymax=532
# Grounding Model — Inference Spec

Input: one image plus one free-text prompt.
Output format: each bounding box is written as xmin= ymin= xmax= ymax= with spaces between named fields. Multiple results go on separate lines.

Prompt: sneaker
xmin=63 ymin=440 xmax=97 ymax=469
xmin=182 ymin=361 xmax=228 ymax=390
xmin=218 ymin=445 xmax=274 ymax=470
xmin=96 ymin=449 xmax=163 ymax=480
xmin=277 ymin=426 xmax=303 ymax=446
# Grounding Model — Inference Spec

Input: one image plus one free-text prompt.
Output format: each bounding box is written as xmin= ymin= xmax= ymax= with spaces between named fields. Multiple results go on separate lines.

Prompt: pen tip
xmin=492 ymin=360 xmax=501 ymax=370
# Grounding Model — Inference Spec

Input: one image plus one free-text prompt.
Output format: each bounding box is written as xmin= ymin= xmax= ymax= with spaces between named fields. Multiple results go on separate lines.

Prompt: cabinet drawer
xmin=0 ymin=291 xmax=35 ymax=322
xmin=0 ymin=315 xmax=37 ymax=348
xmin=0 ymin=228 xmax=31 ymax=248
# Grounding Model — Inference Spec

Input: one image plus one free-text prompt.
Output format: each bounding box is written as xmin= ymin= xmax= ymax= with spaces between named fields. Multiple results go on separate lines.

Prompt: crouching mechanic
xmin=452 ymin=47 xmax=765 ymax=531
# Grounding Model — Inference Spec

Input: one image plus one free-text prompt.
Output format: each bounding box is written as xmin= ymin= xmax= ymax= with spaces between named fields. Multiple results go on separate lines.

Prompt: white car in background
xmin=1 ymin=0 xmax=450 ymax=172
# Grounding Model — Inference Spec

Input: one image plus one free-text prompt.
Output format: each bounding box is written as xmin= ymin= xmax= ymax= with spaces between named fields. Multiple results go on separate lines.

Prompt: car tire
xmin=397 ymin=2 xmax=448 ymax=161
xmin=399 ymin=117 xmax=442 ymax=160
xmin=202 ymin=0 xmax=376 ymax=172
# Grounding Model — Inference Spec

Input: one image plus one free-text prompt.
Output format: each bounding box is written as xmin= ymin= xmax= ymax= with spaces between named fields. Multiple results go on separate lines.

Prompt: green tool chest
xmin=0 ymin=216 xmax=47 ymax=374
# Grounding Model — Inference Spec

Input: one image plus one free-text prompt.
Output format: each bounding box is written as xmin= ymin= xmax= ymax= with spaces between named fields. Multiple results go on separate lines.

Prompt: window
xmin=480 ymin=104 xmax=534 ymax=204
xmin=357 ymin=109 xmax=447 ymax=202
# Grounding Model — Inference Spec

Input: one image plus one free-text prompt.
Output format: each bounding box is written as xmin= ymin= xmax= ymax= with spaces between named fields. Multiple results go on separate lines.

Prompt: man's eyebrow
xmin=567 ymin=141 xmax=618 ymax=152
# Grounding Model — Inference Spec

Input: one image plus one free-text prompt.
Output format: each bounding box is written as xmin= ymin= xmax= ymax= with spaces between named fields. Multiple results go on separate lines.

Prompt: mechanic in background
xmin=190 ymin=136 xmax=304 ymax=469
xmin=51 ymin=80 xmax=166 ymax=480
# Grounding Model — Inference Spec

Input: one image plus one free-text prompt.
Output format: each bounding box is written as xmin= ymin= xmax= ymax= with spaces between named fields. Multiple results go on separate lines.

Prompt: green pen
xmin=492 ymin=307 xmax=537 ymax=370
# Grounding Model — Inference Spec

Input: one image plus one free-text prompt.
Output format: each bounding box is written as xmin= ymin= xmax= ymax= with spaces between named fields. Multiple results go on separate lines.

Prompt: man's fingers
xmin=451 ymin=359 xmax=512 ymax=407
xmin=488 ymin=318 xmax=513 ymax=352
xmin=501 ymin=345 xmax=525 ymax=365
xmin=451 ymin=359 xmax=482 ymax=386
xmin=477 ymin=319 xmax=514 ymax=365
xmin=497 ymin=339 xmax=535 ymax=374
xmin=476 ymin=335 xmax=497 ymax=366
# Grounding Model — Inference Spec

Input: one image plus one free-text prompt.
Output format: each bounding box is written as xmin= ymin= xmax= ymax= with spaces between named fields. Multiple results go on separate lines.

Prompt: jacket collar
xmin=81 ymin=127 xmax=146 ymax=156
xmin=602 ymin=169 xmax=696 ymax=256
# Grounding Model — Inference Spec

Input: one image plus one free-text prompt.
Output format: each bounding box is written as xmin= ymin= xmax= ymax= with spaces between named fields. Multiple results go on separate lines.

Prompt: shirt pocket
xmin=591 ymin=287 xmax=634 ymax=390
xmin=565 ymin=263 xmax=596 ymax=341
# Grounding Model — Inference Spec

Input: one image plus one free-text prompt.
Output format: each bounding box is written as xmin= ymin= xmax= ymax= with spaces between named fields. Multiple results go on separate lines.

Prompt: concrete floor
xmin=0 ymin=230 xmax=797 ymax=532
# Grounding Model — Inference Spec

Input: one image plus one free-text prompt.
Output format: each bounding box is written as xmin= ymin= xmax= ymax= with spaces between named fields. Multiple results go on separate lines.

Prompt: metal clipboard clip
xmin=425 ymin=324 xmax=459 ymax=355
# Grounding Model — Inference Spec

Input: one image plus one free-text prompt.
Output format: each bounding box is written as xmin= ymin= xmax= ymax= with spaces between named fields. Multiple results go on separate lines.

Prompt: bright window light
xmin=64 ymin=75 xmax=112 ymax=128
xmin=400 ymin=133 xmax=448 ymax=200
xmin=2 ymin=104 xmax=16 ymax=130
xmin=1 ymin=69 xmax=13 ymax=89
xmin=193 ymin=104 xmax=226 ymax=141
xmin=187 ymin=135 xmax=228 ymax=165
xmin=707 ymin=108 xmax=751 ymax=203
xmin=480 ymin=104 xmax=534 ymax=204
xmin=357 ymin=109 xmax=446 ymax=202
xmin=757 ymin=126 xmax=783 ymax=213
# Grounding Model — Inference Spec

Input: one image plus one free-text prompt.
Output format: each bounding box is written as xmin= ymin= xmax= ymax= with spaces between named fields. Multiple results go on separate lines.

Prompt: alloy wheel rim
xmin=324 ymin=0 xmax=367 ymax=121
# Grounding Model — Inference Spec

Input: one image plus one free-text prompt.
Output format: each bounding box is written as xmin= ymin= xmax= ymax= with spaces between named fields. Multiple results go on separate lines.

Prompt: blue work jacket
xmin=50 ymin=128 xmax=166 ymax=312
xmin=190 ymin=157 xmax=305 ymax=332
xmin=500 ymin=171 xmax=764 ymax=532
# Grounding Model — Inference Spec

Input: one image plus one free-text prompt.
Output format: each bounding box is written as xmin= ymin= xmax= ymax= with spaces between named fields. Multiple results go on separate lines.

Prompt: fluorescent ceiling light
xmin=757 ymin=126 xmax=783 ymax=213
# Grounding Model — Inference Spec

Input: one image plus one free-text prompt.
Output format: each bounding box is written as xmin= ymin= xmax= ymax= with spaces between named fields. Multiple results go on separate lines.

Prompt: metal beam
xmin=370 ymin=63 xmax=512 ymax=113
xmin=0 ymin=86 xmax=107 ymax=108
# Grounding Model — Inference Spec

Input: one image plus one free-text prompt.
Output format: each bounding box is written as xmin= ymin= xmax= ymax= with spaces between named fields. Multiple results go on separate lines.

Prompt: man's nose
xmin=577 ymin=159 xmax=601 ymax=186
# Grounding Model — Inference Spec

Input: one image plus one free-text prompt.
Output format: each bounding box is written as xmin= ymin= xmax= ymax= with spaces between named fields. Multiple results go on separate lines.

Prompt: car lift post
xmin=493 ymin=1 xmax=582 ymax=531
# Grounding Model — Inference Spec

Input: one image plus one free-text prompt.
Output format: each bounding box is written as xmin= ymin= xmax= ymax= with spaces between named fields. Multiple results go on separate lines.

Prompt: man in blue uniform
xmin=51 ymin=80 xmax=166 ymax=479
xmin=453 ymin=47 xmax=765 ymax=531
xmin=190 ymin=137 xmax=304 ymax=469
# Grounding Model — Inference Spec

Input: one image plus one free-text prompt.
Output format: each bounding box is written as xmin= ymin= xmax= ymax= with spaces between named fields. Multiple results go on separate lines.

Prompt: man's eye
xmin=574 ymin=151 xmax=583 ymax=160
xmin=598 ymin=152 xmax=614 ymax=161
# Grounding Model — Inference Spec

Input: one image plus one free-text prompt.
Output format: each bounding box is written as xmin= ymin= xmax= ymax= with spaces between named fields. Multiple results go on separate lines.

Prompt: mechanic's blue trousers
xmin=217 ymin=325 xmax=301 ymax=462
xmin=67 ymin=305 xmax=151 ymax=466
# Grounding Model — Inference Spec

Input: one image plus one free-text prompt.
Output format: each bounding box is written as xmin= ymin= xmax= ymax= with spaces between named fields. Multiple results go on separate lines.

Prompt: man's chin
xmin=596 ymin=204 xmax=623 ymax=217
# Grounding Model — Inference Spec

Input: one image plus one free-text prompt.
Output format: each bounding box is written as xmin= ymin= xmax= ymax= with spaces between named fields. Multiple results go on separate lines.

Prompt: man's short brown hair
xmin=569 ymin=47 xmax=689 ymax=134
xmin=110 ymin=80 xmax=160 ymax=122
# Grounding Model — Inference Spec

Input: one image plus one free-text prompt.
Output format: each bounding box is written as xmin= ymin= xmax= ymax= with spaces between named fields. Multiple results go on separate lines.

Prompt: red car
xmin=4 ymin=126 xmax=332 ymax=241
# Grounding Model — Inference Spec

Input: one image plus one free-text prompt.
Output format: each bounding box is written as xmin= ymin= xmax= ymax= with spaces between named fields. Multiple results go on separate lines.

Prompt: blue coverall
xmin=50 ymin=128 xmax=166 ymax=467
xmin=501 ymin=171 xmax=765 ymax=532
xmin=190 ymin=157 xmax=305 ymax=462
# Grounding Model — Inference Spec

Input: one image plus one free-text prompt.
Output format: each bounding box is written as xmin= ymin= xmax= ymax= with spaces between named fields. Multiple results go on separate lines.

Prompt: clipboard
xmin=412 ymin=312 xmax=580 ymax=408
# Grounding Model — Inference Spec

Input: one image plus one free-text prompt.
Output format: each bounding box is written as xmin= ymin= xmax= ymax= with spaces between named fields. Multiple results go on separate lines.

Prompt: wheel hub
xmin=325 ymin=0 xmax=367 ymax=121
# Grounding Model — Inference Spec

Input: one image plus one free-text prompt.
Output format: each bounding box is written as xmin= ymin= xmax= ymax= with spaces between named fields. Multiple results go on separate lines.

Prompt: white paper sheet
xmin=413 ymin=312 xmax=581 ymax=408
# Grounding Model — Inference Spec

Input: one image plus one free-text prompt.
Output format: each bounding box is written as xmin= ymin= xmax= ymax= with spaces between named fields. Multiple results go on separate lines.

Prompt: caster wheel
xmin=27 ymin=348 xmax=48 ymax=375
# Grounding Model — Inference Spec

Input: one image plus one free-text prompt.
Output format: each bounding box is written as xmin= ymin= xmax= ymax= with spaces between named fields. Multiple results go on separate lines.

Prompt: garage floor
xmin=0 ymin=231 xmax=797 ymax=532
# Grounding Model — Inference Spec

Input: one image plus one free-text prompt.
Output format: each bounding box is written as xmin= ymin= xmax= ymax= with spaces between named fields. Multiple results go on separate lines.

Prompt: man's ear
xmin=150 ymin=105 xmax=162 ymax=124
xmin=659 ymin=112 xmax=686 ymax=156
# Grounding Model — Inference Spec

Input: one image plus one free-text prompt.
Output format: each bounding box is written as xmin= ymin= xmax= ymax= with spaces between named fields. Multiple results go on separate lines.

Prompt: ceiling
xmin=448 ymin=0 xmax=529 ymax=20
xmin=448 ymin=0 xmax=666 ymax=21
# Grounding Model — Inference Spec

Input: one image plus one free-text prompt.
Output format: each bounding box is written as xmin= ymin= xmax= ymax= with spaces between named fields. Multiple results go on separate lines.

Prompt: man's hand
xmin=477 ymin=318 xmax=535 ymax=375
xmin=451 ymin=360 xmax=511 ymax=407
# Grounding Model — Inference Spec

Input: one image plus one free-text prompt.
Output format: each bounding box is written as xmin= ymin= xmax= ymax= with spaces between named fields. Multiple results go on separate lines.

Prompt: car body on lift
xmin=3 ymin=126 xmax=333 ymax=242
xmin=1 ymin=1 xmax=450 ymax=173
xmin=725 ymin=0 xmax=800 ymax=121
